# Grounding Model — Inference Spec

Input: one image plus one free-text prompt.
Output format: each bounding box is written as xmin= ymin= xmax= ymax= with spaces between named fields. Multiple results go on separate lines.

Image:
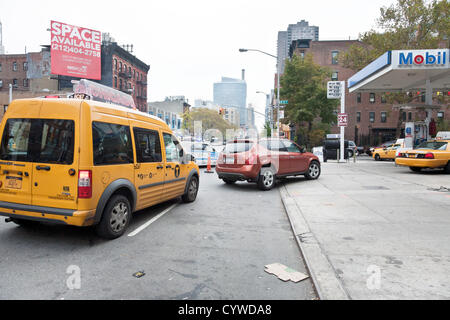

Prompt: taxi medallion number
xmin=6 ymin=176 xmax=22 ymax=189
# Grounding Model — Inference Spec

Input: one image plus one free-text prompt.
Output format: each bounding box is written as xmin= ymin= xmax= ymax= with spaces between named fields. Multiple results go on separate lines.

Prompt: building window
xmin=331 ymin=71 xmax=338 ymax=81
xmin=437 ymin=111 xmax=444 ymax=119
xmin=356 ymin=112 xmax=361 ymax=123
xmin=381 ymin=112 xmax=387 ymax=123
xmin=13 ymin=62 xmax=18 ymax=71
xmin=381 ymin=94 xmax=387 ymax=103
xmin=119 ymin=79 xmax=123 ymax=90
xmin=133 ymin=70 xmax=136 ymax=79
xmin=0 ymin=63 xmax=2 ymax=72
xmin=369 ymin=93 xmax=376 ymax=103
xmin=114 ymin=76 xmax=118 ymax=88
xmin=114 ymin=59 xmax=117 ymax=71
xmin=23 ymin=62 xmax=28 ymax=71
xmin=23 ymin=79 xmax=28 ymax=87
xmin=402 ymin=112 xmax=406 ymax=121
xmin=119 ymin=62 xmax=122 ymax=72
xmin=13 ymin=79 xmax=18 ymax=87
xmin=369 ymin=112 xmax=375 ymax=123
xmin=0 ymin=79 xmax=3 ymax=88
xmin=331 ymin=51 xmax=339 ymax=65
xmin=357 ymin=93 xmax=361 ymax=103
xmin=123 ymin=64 xmax=127 ymax=73
xmin=408 ymin=112 xmax=412 ymax=121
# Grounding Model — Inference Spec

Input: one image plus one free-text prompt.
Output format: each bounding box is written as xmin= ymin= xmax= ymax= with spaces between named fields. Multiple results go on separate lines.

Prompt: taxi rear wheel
xmin=374 ymin=154 xmax=381 ymax=161
xmin=96 ymin=195 xmax=131 ymax=239
xmin=444 ymin=162 xmax=450 ymax=174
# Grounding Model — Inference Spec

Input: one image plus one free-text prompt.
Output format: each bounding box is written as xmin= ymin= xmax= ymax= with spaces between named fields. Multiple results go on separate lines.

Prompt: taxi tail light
xmin=78 ymin=170 xmax=92 ymax=199
xmin=424 ymin=153 xmax=434 ymax=159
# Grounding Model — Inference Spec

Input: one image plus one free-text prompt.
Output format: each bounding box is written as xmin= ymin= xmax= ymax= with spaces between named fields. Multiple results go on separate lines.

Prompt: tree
xmin=280 ymin=54 xmax=338 ymax=147
xmin=342 ymin=0 xmax=449 ymax=137
xmin=184 ymin=108 xmax=238 ymax=136
xmin=263 ymin=121 xmax=272 ymax=137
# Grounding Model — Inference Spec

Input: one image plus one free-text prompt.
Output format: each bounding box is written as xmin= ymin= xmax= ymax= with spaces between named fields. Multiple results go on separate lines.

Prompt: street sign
xmin=338 ymin=113 xmax=348 ymax=127
xmin=280 ymin=100 xmax=289 ymax=105
xmin=327 ymin=81 xmax=345 ymax=99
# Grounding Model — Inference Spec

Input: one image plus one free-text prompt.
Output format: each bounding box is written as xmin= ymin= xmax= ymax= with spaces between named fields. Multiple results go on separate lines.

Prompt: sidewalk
xmin=280 ymin=160 xmax=450 ymax=300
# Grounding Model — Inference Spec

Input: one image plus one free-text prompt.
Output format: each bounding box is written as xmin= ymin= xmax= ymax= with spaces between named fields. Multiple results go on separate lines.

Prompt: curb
xmin=279 ymin=185 xmax=350 ymax=300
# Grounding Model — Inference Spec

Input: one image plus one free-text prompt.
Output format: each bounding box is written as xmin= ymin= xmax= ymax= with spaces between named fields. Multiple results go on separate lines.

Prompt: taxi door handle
xmin=36 ymin=165 xmax=51 ymax=171
xmin=166 ymin=165 xmax=172 ymax=169
xmin=156 ymin=165 xmax=164 ymax=170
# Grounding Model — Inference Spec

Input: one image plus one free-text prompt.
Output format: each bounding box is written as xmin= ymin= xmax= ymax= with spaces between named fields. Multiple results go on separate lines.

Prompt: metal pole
xmin=340 ymin=81 xmax=345 ymax=162
xmin=276 ymin=65 xmax=280 ymax=138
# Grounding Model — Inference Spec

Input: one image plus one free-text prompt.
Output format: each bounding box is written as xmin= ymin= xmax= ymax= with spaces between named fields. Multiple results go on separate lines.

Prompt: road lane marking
xmin=128 ymin=203 xmax=178 ymax=237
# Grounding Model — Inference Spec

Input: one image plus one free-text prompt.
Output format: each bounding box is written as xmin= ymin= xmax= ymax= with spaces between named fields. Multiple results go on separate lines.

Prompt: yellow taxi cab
xmin=395 ymin=138 xmax=450 ymax=173
xmin=0 ymin=98 xmax=200 ymax=239
xmin=372 ymin=143 xmax=402 ymax=161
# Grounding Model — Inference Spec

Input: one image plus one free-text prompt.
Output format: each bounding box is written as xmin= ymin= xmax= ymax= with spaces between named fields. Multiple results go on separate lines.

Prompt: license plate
xmin=6 ymin=176 xmax=22 ymax=189
xmin=408 ymin=154 xmax=415 ymax=158
xmin=225 ymin=156 xmax=235 ymax=164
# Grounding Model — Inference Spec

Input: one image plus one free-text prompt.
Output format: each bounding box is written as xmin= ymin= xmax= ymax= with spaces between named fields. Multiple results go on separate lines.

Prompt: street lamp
xmin=239 ymin=48 xmax=280 ymax=137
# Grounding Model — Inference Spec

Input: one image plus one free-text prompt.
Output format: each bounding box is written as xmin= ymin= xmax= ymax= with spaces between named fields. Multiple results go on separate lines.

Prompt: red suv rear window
xmin=224 ymin=142 xmax=254 ymax=154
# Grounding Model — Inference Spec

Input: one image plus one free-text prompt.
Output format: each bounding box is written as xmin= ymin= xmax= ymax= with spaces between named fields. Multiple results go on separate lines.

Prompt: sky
xmin=0 ymin=0 xmax=397 ymax=128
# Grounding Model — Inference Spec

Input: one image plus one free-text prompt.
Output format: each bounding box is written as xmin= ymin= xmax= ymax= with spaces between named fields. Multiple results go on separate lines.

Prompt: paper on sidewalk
xmin=264 ymin=263 xmax=309 ymax=283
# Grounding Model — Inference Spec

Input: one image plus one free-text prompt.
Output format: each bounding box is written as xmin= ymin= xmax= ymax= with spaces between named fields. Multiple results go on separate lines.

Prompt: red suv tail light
xmin=245 ymin=151 xmax=258 ymax=165
xmin=424 ymin=153 xmax=434 ymax=159
xmin=78 ymin=170 xmax=92 ymax=199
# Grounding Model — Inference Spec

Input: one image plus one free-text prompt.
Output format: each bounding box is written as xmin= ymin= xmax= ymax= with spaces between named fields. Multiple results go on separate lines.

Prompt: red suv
xmin=215 ymin=138 xmax=321 ymax=190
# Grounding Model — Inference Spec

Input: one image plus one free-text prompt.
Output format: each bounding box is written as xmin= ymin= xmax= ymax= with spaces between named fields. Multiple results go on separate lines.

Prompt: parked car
xmin=322 ymin=139 xmax=353 ymax=161
xmin=0 ymin=97 xmax=200 ymax=239
xmin=215 ymin=138 xmax=321 ymax=191
xmin=396 ymin=138 xmax=450 ymax=173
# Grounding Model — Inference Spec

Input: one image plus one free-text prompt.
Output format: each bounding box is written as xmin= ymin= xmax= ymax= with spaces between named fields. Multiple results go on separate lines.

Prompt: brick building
xmin=290 ymin=39 xmax=449 ymax=147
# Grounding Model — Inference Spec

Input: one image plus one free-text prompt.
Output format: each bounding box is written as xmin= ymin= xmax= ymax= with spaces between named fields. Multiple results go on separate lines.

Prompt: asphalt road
xmin=0 ymin=169 xmax=316 ymax=300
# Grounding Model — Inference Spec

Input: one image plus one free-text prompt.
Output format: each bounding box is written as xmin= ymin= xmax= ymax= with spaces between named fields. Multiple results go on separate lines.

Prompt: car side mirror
xmin=300 ymin=147 xmax=306 ymax=153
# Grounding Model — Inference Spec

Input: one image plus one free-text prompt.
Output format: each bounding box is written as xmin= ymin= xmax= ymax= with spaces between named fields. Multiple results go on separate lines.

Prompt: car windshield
xmin=415 ymin=141 xmax=448 ymax=150
xmin=224 ymin=141 xmax=254 ymax=154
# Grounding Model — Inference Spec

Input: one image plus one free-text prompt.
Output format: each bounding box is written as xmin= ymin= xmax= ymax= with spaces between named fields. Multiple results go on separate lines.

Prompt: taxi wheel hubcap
xmin=110 ymin=202 xmax=129 ymax=232
xmin=189 ymin=179 xmax=198 ymax=197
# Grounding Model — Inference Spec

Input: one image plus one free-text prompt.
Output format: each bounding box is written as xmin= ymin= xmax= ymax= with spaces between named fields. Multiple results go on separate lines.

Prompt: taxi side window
xmin=92 ymin=122 xmax=134 ymax=165
xmin=133 ymin=128 xmax=162 ymax=163
xmin=163 ymin=133 xmax=182 ymax=163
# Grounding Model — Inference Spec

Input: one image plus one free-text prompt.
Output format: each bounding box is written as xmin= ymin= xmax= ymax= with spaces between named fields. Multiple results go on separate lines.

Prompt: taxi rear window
xmin=0 ymin=118 xmax=74 ymax=164
xmin=416 ymin=141 xmax=448 ymax=150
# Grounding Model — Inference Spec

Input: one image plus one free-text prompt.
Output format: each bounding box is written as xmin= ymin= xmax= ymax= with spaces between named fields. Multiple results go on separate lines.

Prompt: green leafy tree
xmin=342 ymin=0 xmax=449 ymax=137
xmin=280 ymin=54 xmax=338 ymax=147
xmin=185 ymin=108 xmax=238 ymax=136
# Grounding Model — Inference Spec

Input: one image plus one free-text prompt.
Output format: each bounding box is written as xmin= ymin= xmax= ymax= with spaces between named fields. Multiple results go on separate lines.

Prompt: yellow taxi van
xmin=0 ymin=98 xmax=200 ymax=239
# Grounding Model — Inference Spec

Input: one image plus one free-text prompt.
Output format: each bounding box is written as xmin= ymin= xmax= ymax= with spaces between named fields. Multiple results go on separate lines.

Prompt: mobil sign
xmin=50 ymin=21 xmax=102 ymax=80
xmin=394 ymin=49 xmax=449 ymax=69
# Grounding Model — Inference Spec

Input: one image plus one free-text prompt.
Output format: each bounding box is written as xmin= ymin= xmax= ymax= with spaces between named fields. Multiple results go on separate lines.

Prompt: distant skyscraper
xmin=213 ymin=73 xmax=247 ymax=127
xmin=277 ymin=20 xmax=319 ymax=74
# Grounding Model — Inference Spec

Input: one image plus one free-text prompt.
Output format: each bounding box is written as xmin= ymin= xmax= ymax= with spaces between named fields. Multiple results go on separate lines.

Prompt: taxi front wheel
xmin=182 ymin=176 xmax=199 ymax=203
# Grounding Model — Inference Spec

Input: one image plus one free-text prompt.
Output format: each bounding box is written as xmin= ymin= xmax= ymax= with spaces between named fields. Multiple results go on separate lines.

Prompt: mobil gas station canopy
xmin=348 ymin=49 xmax=450 ymax=93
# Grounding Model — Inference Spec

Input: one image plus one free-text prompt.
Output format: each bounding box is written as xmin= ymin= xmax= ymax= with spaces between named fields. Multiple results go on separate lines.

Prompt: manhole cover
xmin=362 ymin=186 xmax=390 ymax=190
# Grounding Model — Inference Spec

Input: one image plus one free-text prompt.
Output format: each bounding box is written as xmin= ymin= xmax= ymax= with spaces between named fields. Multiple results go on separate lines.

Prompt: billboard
xmin=50 ymin=21 xmax=101 ymax=80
